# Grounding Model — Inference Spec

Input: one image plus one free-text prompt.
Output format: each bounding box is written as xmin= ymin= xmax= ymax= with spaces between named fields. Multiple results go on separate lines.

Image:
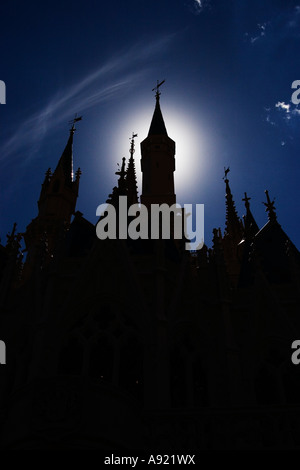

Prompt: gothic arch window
xmin=57 ymin=302 xmax=142 ymax=392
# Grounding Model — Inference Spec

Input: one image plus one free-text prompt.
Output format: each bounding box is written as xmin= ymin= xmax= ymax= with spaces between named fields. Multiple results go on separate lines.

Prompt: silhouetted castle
xmin=1 ymin=89 xmax=300 ymax=450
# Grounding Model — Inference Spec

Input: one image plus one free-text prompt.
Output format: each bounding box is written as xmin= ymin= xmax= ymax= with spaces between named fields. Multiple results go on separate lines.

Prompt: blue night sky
xmin=0 ymin=0 xmax=300 ymax=248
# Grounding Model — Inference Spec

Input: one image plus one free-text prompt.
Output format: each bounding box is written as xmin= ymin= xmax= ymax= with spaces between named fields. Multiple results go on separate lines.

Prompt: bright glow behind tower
xmin=112 ymin=98 xmax=209 ymax=204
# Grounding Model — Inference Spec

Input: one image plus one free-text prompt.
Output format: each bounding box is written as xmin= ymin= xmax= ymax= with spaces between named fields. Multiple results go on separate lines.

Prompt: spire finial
xmin=242 ymin=192 xmax=251 ymax=210
xmin=129 ymin=132 xmax=138 ymax=157
xmin=263 ymin=190 xmax=277 ymax=222
xmin=223 ymin=166 xmax=230 ymax=182
xmin=152 ymin=79 xmax=165 ymax=100
xmin=68 ymin=114 xmax=82 ymax=133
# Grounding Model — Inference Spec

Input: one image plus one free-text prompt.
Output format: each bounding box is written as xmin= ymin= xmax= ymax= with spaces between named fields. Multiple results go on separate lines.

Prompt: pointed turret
xmin=37 ymin=123 xmax=81 ymax=217
xmin=221 ymin=168 xmax=243 ymax=287
xmin=223 ymin=168 xmax=242 ymax=239
xmin=23 ymin=119 xmax=82 ymax=276
xmin=242 ymin=192 xmax=259 ymax=239
xmin=148 ymin=93 xmax=168 ymax=136
xmin=53 ymin=126 xmax=74 ymax=186
xmin=140 ymin=81 xmax=176 ymax=208
xmin=106 ymin=157 xmax=127 ymax=207
xmin=115 ymin=156 xmax=127 ymax=193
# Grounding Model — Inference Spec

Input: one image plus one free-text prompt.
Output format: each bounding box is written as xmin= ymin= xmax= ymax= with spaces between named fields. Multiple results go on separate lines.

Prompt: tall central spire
xmin=140 ymin=81 xmax=176 ymax=208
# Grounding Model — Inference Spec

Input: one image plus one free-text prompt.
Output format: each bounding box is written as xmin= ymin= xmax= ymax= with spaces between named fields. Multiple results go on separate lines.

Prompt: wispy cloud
xmin=265 ymin=113 xmax=276 ymax=126
xmin=244 ymin=22 xmax=268 ymax=44
xmin=0 ymin=35 xmax=173 ymax=167
xmin=245 ymin=5 xmax=300 ymax=45
xmin=264 ymin=96 xmax=300 ymax=147
xmin=276 ymin=101 xmax=290 ymax=113
xmin=275 ymin=100 xmax=300 ymax=120
xmin=264 ymin=100 xmax=300 ymax=126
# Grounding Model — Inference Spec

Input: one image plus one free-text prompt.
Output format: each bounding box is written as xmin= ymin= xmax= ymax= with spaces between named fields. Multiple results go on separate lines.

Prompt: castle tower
xmin=140 ymin=81 xmax=176 ymax=208
xmin=23 ymin=121 xmax=81 ymax=272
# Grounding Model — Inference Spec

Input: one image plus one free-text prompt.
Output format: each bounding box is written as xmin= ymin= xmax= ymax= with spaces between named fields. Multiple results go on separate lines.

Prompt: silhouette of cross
xmin=152 ymin=80 xmax=165 ymax=98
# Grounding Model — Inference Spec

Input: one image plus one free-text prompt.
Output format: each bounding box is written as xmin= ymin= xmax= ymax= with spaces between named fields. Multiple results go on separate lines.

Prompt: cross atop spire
xmin=152 ymin=79 xmax=165 ymax=100
xmin=68 ymin=114 xmax=82 ymax=134
xmin=263 ymin=190 xmax=277 ymax=222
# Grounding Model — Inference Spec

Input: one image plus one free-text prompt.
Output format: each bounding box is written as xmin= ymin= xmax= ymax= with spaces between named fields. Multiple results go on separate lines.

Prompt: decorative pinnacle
xmin=152 ymin=79 xmax=165 ymax=99
xmin=129 ymin=132 xmax=138 ymax=157
xmin=223 ymin=166 xmax=230 ymax=182
xmin=115 ymin=157 xmax=126 ymax=178
xmin=242 ymin=192 xmax=251 ymax=210
xmin=8 ymin=222 xmax=17 ymax=240
xmin=263 ymin=190 xmax=277 ymax=221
